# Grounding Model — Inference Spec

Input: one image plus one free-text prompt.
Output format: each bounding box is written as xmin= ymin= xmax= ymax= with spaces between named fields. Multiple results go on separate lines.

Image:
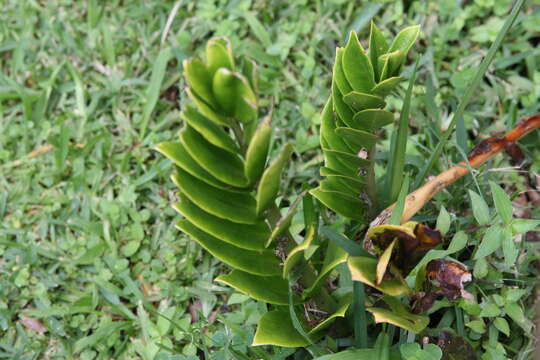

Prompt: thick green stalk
xmin=366 ymin=145 xmax=378 ymax=215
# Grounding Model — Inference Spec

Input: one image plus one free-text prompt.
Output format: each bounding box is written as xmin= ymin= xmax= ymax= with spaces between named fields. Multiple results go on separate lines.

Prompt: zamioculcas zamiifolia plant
xmin=157 ymin=16 xmax=540 ymax=358
xmin=155 ymin=36 xmax=344 ymax=348
xmin=310 ymin=23 xmax=420 ymax=220
xmin=156 ymin=23 xmax=427 ymax=350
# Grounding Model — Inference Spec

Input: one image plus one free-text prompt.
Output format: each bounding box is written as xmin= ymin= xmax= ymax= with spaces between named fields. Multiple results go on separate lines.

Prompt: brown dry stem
xmin=7 ymin=143 xmax=85 ymax=168
xmin=372 ymin=113 xmax=540 ymax=227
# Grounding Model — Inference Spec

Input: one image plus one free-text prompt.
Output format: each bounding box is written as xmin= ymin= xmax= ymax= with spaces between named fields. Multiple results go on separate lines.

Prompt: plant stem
xmin=366 ymin=145 xmax=378 ymax=215
xmin=267 ymin=204 xmax=337 ymax=313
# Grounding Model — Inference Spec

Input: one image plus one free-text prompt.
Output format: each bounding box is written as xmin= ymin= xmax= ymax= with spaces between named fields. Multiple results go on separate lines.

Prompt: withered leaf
xmin=413 ymin=259 xmax=473 ymax=313
xmin=367 ymin=222 xmax=442 ymax=277
xmin=426 ymin=259 xmax=472 ymax=300
xmin=20 ymin=317 xmax=47 ymax=334
xmin=376 ymin=238 xmax=397 ymax=285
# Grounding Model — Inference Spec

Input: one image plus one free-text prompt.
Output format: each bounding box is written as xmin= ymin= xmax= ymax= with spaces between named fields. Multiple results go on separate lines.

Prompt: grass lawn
xmin=1 ymin=0 xmax=539 ymax=359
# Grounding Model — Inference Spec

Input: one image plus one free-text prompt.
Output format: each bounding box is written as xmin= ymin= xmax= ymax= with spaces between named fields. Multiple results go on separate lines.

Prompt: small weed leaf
xmin=400 ymin=342 xmax=442 ymax=360
xmin=468 ymin=190 xmax=490 ymax=226
xmin=489 ymin=181 xmax=513 ymax=224
xmin=436 ymin=205 xmax=451 ymax=236
xmin=474 ymin=224 xmax=504 ymax=260
xmin=493 ymin=317 xmax=510 ymax=336
xmin=466 ymin=319 xmax=486 ymax=334
xmin=501 ymin=225 xmax=518 ymax=268
xmin=511 ymin=218 xmax=540 ymax=234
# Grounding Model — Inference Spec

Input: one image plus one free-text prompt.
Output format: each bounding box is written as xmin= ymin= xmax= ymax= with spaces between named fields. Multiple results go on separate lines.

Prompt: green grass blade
xmin=353 ymin=281 xmax=368 ymax=348
xmin=321 ymin=227 xmax=371 ymax=257
xmin=388 ymin=175 xmax=409 ymax=226
xmin=139 ymin=46 xmax=172 ymax=140
xmin=413 ymin=0 xmax=525 ymax=189
xmin=455 ymin=306 xmax=465 ymax=337
xmin=384 ymin=58 xmax=419 ymax=204
xmin=241 ymin=11 xmax=272 ymax=48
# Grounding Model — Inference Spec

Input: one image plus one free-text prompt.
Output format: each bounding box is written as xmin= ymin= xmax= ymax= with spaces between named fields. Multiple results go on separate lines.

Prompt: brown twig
xmin=371 ymin=113 xmax=540 ymax=228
